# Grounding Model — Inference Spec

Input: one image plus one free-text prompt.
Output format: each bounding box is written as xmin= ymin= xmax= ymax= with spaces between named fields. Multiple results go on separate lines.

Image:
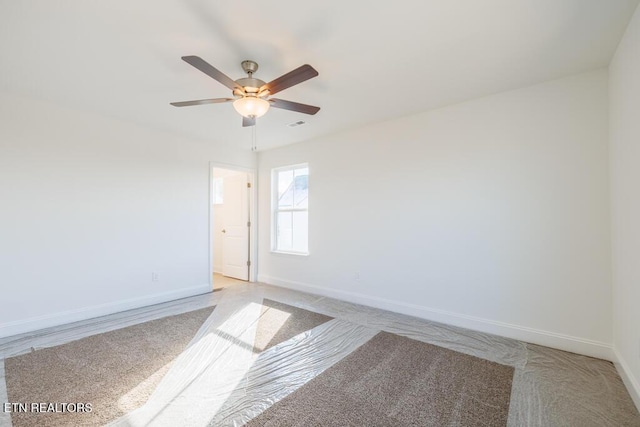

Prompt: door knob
xmin=221 ymin=229 xmax=226 ymax=233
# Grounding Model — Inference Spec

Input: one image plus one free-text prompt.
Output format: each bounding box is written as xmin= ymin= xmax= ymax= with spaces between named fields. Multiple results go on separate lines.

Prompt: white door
xmin=222 ymin=173 xmax=250 ymax=280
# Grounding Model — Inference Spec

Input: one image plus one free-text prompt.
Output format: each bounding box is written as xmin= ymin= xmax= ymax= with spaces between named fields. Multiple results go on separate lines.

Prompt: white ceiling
xmin=1 ymin=0 xmax=638 ymax=151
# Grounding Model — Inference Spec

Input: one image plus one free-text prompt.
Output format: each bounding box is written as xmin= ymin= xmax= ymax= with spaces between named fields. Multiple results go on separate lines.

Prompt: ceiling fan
xmin=171 ymin=56 xmax=320 ymax=127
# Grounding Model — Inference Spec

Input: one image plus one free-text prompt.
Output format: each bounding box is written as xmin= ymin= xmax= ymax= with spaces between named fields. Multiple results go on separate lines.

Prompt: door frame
xmin=209 ymin=162 xmax=257 ymax=289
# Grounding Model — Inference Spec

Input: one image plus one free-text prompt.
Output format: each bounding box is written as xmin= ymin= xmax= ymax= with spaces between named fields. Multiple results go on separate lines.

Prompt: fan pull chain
xmin=251 ymin=118 xmax=257 ymax=152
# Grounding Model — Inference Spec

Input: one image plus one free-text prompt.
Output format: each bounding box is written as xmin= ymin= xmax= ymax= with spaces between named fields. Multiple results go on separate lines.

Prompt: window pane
xmin=277 ymin=170 xmax=294 ymax=208
xmin=293 ymin=168 xmax=309 ymax=209
xmin=276 ymin=211 xmax=293 ymax=251
xmin=292 ymin=211 xmax=308 ymax=253
xmin=273 ymin=164 xmax=309 ymax=254
xmin=213 ymin=178 xmax=224 ymax=205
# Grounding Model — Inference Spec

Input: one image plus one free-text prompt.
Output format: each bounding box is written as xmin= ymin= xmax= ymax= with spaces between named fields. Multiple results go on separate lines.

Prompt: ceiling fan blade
xmin=242 ymin=116 xmax=256 ymax=127
xmin=262 ymin=64 xmax=318 ymax=95
xmin=181 ymin=56 xmax=242 ymax=91
xmin=170 ymin=98 xmax=233 ymax=107
xmin=269 ymin=98 xmax=320 ymax=115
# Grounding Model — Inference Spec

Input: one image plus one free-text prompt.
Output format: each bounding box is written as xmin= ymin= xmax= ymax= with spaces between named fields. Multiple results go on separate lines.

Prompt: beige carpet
xmin=5 ymin=306 xmax=215 ymax=427
xmin=247 ymin=331 xmax=515 ymax=427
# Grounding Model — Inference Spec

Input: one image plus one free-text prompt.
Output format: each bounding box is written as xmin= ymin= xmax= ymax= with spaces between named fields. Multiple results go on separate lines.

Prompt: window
xmin=272 ymin=164 xmax=309 ymax=254
xmin=212 ymin=177 xmax=224 ymax=205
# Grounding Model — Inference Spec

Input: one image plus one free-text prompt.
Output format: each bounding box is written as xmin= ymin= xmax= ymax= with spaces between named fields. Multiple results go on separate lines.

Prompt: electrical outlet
xmin=353 ymin=272 xmax=360 ymax=281
xmin=151 ymin=272 xmax=159 ymax=282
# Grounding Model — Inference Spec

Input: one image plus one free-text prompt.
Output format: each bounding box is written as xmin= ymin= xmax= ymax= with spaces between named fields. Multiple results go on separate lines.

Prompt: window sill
xmin=271 ymin=250 xmax=310 ymax=257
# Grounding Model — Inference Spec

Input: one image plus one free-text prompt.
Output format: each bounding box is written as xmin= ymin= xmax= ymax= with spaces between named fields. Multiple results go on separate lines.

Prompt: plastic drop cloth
xmin=106 ymin=282 xmax=638 ymax=427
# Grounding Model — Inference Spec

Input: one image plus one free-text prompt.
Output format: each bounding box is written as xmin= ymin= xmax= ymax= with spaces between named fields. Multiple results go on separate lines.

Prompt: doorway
xmin=210 ymin=164 xmax=256 ymax=291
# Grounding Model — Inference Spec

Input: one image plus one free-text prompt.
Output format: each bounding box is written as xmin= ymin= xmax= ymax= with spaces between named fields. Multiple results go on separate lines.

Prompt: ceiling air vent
xmin=287 ymin=120 xmax=306 ymax=128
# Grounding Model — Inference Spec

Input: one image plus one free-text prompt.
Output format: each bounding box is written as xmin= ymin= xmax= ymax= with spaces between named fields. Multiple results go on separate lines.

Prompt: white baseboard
xmin=613 ymin=348 xmax=640 ymax=412
xmin=258 ymin=274 xmax=614 ymax=361
xmin=0 ymin=284 xmax=212 ymax=339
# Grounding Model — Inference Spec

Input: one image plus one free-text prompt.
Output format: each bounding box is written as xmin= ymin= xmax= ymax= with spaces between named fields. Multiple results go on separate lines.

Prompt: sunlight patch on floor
xmin=110 ymin=294 xmax=264 ymax=427
xmin=117 ymin=360 xmax=174 ymax=414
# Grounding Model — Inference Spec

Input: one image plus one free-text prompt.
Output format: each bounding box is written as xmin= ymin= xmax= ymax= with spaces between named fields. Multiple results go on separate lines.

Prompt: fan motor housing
xmin=235 ymin=77 xmax=266 ymax=93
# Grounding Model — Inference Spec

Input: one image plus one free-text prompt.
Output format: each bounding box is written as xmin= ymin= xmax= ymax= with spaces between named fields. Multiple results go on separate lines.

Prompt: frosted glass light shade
xmin=233 ymin=97 xmax=270 ymax=118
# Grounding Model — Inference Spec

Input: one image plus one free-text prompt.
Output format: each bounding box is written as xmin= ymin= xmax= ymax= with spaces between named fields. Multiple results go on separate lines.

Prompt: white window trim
xmin=271 ymin=163 xmax=310 ymax=256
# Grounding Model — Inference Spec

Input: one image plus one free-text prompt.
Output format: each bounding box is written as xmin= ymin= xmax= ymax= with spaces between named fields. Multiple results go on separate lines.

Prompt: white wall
xmin=0 ymin=92 xmax=254 ymax=337
xmin=258 ymin=69 xmax=612 ymax=358
xmin=610 ymin=3 xmax=640 ymax=408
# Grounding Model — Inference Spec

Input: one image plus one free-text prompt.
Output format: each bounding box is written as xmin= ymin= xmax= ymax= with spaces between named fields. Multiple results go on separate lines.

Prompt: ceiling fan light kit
xmin=171 ymin=56 xmax=320 ymax=127
xmin=233 ymin=96 xmax=270 ymax=118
